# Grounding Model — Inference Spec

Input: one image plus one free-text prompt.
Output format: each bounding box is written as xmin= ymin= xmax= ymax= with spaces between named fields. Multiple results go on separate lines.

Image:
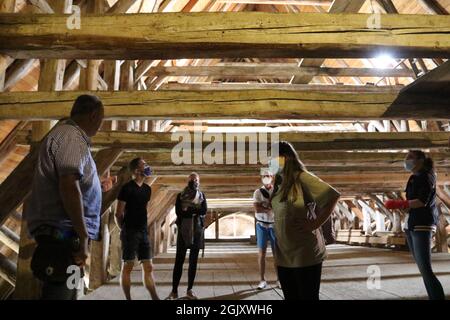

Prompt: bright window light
xmin=373 ymin=54 xmax=395 ymax=68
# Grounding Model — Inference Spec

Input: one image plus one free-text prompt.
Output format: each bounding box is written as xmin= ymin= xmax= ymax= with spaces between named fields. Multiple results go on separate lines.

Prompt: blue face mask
xmin=404 ymin=159 xmax=415 ymax=171
xmin=143 ymin=165 xmax=152 ymax=177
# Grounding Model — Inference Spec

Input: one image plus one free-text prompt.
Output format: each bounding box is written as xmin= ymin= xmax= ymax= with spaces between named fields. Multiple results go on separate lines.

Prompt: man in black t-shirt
xmin=115 ymin=157 xmax=159 ymax=300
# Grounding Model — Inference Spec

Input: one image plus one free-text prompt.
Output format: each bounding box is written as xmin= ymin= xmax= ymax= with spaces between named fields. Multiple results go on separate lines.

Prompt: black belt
xmin=256 ymin=218 xmax=274 ymax=225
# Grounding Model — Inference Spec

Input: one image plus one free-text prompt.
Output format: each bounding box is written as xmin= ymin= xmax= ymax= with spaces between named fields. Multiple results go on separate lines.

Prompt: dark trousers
xmin=33 ymin=237 xmax=79 ymax=300
xmin=405 ymin=230 xmax=445 ymax=300
xmin=277 ymin=263 xmax=322 ymax=300
xmin=172 ymin=233 xmax=201 ymax=293
xmin=41 ymin=281 xmax=78 ymax=300
xmin=31 ymin=231 xmax=83 ymax=300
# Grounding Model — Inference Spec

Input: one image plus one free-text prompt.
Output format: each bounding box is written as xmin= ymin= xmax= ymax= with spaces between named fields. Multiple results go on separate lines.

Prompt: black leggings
xmin=277 ymin=263 xmax=322 ymax=300
xmin=172 ymin=234 xmax=201 ymax=293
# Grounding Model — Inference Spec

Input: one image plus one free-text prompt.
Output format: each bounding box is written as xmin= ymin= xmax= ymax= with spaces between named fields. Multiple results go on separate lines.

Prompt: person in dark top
xmin=385 ymin=150 xmax=445 ymax=300
xmin=166 ymin=172 xmax=207 ymax=300
xmin=115 ymin=157 xmax=159 ymax=300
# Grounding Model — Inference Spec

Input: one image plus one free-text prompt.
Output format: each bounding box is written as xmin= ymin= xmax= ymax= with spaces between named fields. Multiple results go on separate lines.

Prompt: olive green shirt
xmin=271 ymin=171 xmax=340 ymax=268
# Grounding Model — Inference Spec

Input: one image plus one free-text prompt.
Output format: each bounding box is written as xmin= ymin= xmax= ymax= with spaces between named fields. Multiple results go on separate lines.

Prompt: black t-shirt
xmin=406 ymin=170 xmax=438 ymax=229
xmin=118 ymin=180 xmax=152 ymax=230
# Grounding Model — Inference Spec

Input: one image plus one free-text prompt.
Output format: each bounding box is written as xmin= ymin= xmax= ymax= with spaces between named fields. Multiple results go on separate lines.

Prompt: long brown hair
xmin=272 ymin=141 xmax=307 ymax=202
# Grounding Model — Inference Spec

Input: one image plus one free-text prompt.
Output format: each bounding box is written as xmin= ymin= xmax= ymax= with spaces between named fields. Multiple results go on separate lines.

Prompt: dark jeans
xmin=32 ymin=235 xmax=81 ymax=300
xmin=405 ymin=230 xmax=445 ymax=300
xmin=171 ymin=231 xmax=201 ymax=293
xmin=277 ymin=263 xmax=322 ymax=300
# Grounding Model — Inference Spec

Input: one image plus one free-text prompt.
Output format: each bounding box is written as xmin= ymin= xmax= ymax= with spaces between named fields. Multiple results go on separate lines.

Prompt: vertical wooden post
xmin=106 ymin=203 xmax=121 ymax=278
xmin=119 ymin=60 xmax=135 ymax=131
xmin=108 ymin=228 xmax=122 ymax=277
xmin=88 ymin=148 xmax=123 ymax=289
xmin=0 ymin=0 xmax=15 ymax=92
xmin=155 ymin=220 xmax=161 ymax=256
xmin=215 ymin=214 xmax=220 ymax=240
xmin=103 ymin=60 xmax=120 ymax=130
xmin=162 ymin=216 xmax=170 ymax=253
xmin=13 ymin=203 xmax=41 ymax=299
xmin=89 ymin=213 xmax=110 ymax=289
xmin=148 ymin=223 xmax=156 ymax=257
xmin=353 ymin=216 xmax=360 ymax=230
xmin=435 ymin=204 xmax=449 ymax=253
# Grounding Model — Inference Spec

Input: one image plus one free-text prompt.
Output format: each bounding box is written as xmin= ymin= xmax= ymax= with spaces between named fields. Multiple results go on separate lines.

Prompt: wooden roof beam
xmin=0 ymin=225 xmax=19 ymax=254
xmin=159 ymin=82 xmax=404 ymax=92
xmin=16 ymin=131 xmax=450 ymax=151
xmin=0 ymin=252 xmax=16 ymax=286
xmin=118 ymin=150 xmax=450 ymax=166
xmin=214 ymin=0 xmax=333 ymax=5
xmin=151 ymin=172 xmax=450 ymax=187
xmin=417 ymin=0 xmax=448 ymax=15
xmin=291 ymin=0 xmax=365 ymax=84
xmin=144 ymin=65 xmax=415 ymax=79
xmin=1 ymin=89 xmax=448 ymax=120
xmin=1 ymin=12 xmax=449 ymax=59
xmin=3 ymin=59 xmax=37 ymax=91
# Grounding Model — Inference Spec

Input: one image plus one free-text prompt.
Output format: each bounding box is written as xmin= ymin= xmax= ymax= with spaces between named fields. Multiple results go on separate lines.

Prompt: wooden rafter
xmin=16 ymin=130 xmax=449 ymax=151
xmin=2 ymin=89 xmax=449 ymax=120
xmin=1 ymin=13 xmax=450 ymax=59
xmin=159 ymin=82 xmax=404 ymax=92
xmin=144 ymin=65 xmax=415 ymax=79
xmin=117 ymin=150 xmax=450 ymax=166
xmin=291 ymin=0 xmax=365 ymax=84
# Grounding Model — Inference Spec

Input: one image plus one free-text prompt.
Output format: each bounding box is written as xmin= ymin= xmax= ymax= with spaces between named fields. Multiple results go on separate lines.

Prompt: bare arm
xmin=59 ymin=174 xmax=89 ymax=266
xmin=115 ymin=200 xmax=126 ymax=229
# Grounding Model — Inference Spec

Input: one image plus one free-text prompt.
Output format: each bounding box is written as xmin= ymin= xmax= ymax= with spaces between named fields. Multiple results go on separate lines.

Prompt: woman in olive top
xmin=269 ymin=141 xmax=340 ymax=300
xmin=384 ymin=150 xmax=445 ymax=300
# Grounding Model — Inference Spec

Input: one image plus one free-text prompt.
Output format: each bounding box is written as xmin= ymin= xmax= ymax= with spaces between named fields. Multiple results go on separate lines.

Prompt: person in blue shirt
xmin=25 ymin=95 xmax=104 ymax=300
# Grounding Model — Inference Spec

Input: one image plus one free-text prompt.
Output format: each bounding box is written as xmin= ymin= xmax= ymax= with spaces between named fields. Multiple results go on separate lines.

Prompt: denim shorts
xmin=256 ymin=223 xmax=276 ymax=250
xmin=120 ymin=228 xmax=152 ymax=262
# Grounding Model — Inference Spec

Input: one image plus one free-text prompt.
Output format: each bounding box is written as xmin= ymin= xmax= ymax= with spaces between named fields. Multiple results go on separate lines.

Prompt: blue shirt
xmin=24 ymin=119 xmax=102 ymax=240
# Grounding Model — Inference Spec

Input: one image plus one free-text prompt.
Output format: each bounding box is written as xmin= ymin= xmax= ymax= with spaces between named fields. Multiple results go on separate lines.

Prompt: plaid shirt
xmin=24 ymin=119 xmax=101 ymax=240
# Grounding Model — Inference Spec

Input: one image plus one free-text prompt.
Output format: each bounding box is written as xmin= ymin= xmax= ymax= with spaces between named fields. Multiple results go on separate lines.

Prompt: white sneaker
xmin=186 ymin=290 xmax=198 ymax=300
xmin=257 ymin=280 xmax=267 ymax=290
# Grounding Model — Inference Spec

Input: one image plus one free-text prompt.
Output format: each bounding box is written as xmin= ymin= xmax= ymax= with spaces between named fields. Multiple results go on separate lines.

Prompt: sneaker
xmin=165 ymin=292 xmax=178 ymax=300
xmin=186 ymin=290 xmax=198 ymax=300
xmin=257 ymin=280 xmax=267 ymax=290
xmin=276 ymin=281 xmax=281 ymax=288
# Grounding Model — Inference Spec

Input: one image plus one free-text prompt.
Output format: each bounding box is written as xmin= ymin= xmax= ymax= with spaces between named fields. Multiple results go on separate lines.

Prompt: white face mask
xmin=404 ymin=159 xmax=415 ymax=171
xmin=262 ymin=177 xmax=272 ymax=185
xmin=268 ymin=157 xmax=285 ymax=175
